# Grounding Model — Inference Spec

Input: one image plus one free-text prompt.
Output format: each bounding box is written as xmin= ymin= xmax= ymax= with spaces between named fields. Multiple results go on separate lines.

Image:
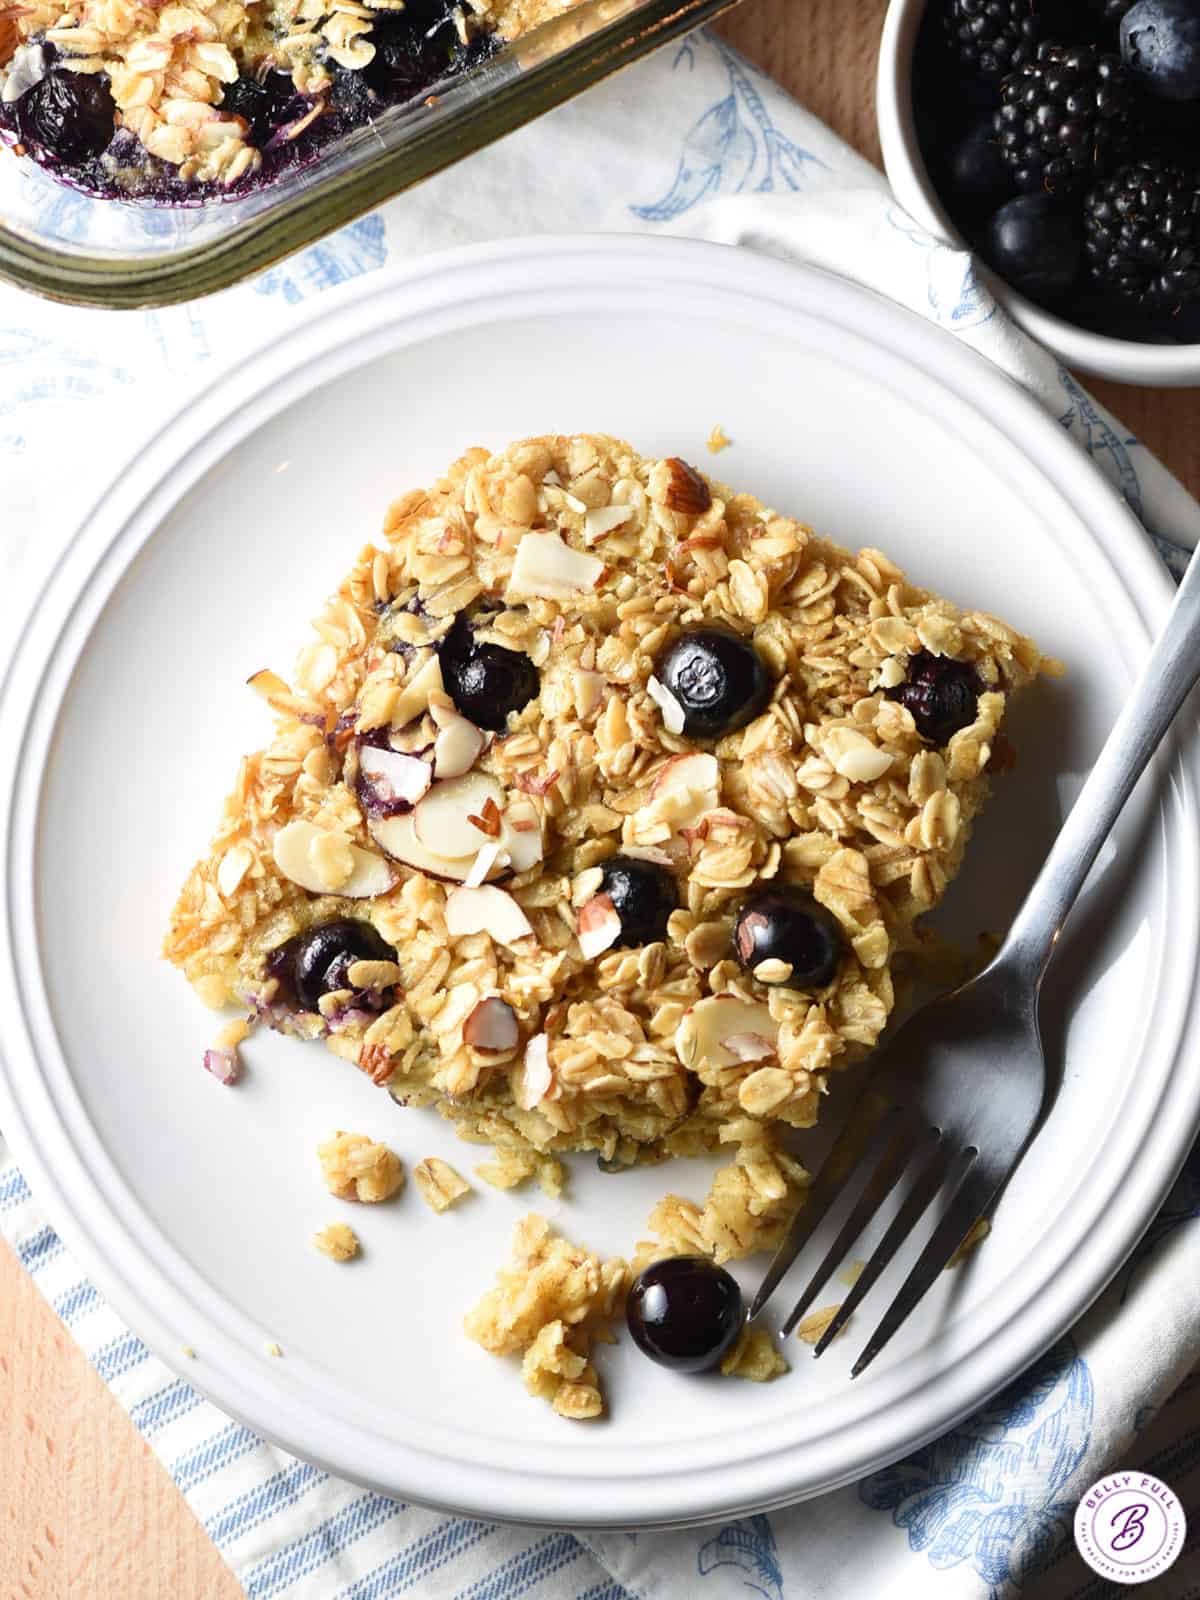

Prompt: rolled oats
xmin=313 ymin=1221 xmax=360 ymax=1261
xmin=413 ymin=1157 xmax=471 ymax=1213
xmin=318 ymin=1130 xmax=404 ymax=1203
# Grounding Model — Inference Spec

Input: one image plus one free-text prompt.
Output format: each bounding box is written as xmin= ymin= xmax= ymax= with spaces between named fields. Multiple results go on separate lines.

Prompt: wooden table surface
xmin=3 ymin=3 xmax=1199 ymax=1596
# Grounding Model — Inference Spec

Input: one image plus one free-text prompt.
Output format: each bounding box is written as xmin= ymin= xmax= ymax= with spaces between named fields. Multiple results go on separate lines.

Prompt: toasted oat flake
xmin=795 ymin=1304 xmax=845 ymax=1346
xmin=838 ymin=1259 xmax=866 ymax=1287
xmin=706 ymin=424 xmax=732 ymax=455
xmin=413 ymin=1157 xmax=471 ymax=1212
xmin=947 ymin=1216 xmax=991 ymax=1268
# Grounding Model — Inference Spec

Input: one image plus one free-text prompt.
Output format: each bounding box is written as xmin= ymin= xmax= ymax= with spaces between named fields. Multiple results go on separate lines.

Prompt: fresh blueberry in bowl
xmin=599 ymin=854 xmax=677 ymax=947
xmin=266 ymin=919 xmax=397 ymax=1013
xmin=985 ymin=193 xmax=1083 ymax=297
xmin=656 ymin=626 xmax=772 ymax=741
xmin=438 ymin=614 xmax=539 ymax=731
xmin=626 ymin=1257 xmax=744 ymax=1373
xmin=887 ymin=650 xmax=983 ymax=745
xmin=1122 ymin=0 xmax=1200 ymax=101
xmin=733 ymin=886 xmax=845 ymax=988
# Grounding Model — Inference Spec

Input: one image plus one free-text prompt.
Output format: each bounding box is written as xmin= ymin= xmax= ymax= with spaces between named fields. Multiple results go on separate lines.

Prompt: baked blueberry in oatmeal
xmin=0 ymin=0 xmax=576 ymax=199
xmin=166 ymin=434 xmax=1052 ymax=1252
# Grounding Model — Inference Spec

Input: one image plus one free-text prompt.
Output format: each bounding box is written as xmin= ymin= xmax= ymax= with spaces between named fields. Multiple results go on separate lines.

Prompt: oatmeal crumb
xmin=265 ymin=1342 xmax=283 ymax=1358
xmin=413 ymin=1158 xmax=471 ymax=1213
xmin=947 ymin=1216 xmax=991 ymax=1268
xmin=795 ymin=1304 xmax=845 ymax=1346
xmin=720 ymin=1325 xmax=789 ymax=1381
xmin=318 ymin=1131 xmax=404 ymax=1203
xmin=838 ymin=1259 xmax=866 ymax=1287
xmin=707 ymin=424 xmax=732 ymax=454
xmin=465 ymin=1215 xmax=627 ymax=1420
xmin=313 ymin=1222 xmax=360 ymax=1261
xmin=180 ymin=1345 xmax=196 ymax=1359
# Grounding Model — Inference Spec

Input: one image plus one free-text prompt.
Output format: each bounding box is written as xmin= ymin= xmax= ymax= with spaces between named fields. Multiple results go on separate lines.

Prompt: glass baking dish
xmin=0 ymin=0 xmax=739 ymax=308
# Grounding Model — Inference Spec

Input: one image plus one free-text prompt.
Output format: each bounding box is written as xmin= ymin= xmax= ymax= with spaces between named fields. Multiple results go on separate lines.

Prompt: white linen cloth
xmin=1 ymin=27 xmax=1198 ymax=1600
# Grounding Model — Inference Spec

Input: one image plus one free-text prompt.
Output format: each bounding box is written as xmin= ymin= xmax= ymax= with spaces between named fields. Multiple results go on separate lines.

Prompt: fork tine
xmin=849 ymin=1156 xmax=1000 ymax=1379
xmin=767 ymin=1116 xmax=923 ymax=1338
xmin=797 ymin=1128 xmax=955 ymax=1344
xmin=748 ymin=1098 xmax=902 ymax=1322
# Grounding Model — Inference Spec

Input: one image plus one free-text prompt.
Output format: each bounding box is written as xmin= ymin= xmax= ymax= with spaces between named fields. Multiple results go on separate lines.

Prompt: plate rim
xmin=1 ymin=233 xmax=1197 ymax=1528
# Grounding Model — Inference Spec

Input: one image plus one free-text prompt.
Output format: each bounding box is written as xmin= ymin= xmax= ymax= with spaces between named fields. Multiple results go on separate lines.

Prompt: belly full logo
xmin=1074 ymin=1472 xmax=1186 ymax=1584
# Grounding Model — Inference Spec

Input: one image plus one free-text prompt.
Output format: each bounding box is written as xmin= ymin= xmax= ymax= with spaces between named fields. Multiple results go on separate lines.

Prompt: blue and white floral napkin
xmin=2 ymin=28 xmax=1199 ymax=1600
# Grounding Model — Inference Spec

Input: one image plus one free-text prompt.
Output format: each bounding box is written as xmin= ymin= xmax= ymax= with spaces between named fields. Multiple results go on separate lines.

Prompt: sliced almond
xmin=359 ymin=746 xmax=432 ymax=808
xmin=273 ymin=819 xmax=394 ymax=899
xmin=675 ymin=995 xmax=779 ymax=1072
xmin=464 ymin=840 xmax=504 ymax=888
xmin=391 ymin=653 xmax=444 ymax=728
xmin=723 ymin=1032 xmax=778 ymax=1064
xmin=824 ymin=727 xmax=893 ymax=784
xmin=499 ymin=798 xmax=544 ymax=873
xmin=463 ymin=996 xmax=520 ymax=1054
xmin=445 ymin=885 xmax=534 ymax=946
xmin=518 ymin=1032 xmax=553 ymax=1109
xmin=647 ymin=674 xmax=686 ymax=736
xmin=649 ymin=752 xmax=721 ymax=830
xmin=577 ymin=893 xmax=622 ymax=960
xmin=506 ymin=531 xmax=605 ymax=601
xmin=431 ymin=706 xmax=485 ymax=779
xmin=582 ymin=503 xmax=635 ymax=544
xmin=413 ymin=773 xmax=505 ymax=860
xmin=368 ymin=811 xmax=475 ymax=882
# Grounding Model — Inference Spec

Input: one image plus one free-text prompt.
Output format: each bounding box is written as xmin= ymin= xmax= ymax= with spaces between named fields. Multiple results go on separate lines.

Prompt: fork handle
xmin=1004 ymin=542 xmax=1200 ymax=983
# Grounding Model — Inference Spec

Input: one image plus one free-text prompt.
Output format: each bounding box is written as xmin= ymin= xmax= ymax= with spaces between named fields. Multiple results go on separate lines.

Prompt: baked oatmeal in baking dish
xmin=165 ymin=433 xmax=1051 ymax=1221
xmin=0 ymin=0 xmax=578 ymax=199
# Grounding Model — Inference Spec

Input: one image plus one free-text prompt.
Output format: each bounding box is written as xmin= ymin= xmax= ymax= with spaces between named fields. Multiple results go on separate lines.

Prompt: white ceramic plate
xmin=2 ymin=236 xmax=1198 ymax=1530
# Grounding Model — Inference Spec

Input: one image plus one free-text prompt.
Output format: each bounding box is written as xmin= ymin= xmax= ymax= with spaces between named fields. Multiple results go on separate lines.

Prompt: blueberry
xmin=16 ymin=63 xmax=115 ymax=164
xmin=1122 ymin=0 xmax=1200 ymax=101
xmin=364 ymin=0 xmax=458 ymax=94
xmin=886 ymin=650 xmax=983 ymax=745
xmin=437 ymin=615 xmax=539 ymax=731
xmin=599 ymin=854 xmax=677 ymax=947
xmin=221 ymin=72 xmax=303 ymax=145
xmin=984 ymin=193 xmax=1083 ymax=298
xmin=656 ymin=627 xmax=772 ymax=741
xmin=626 ymin=1257 xmax=744 ymax=1373
xmin=732 ymin=886 xmax=845 ymax=988
xmin=266 ymin=919 xmax=397 ymax=1013
xmin=949 ymin=115 xmax=1012 ymax=203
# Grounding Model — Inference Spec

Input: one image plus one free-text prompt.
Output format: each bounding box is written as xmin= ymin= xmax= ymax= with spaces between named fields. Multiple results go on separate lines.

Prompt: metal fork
xmin=750 ymin=542 xmax=1200 ymax=1377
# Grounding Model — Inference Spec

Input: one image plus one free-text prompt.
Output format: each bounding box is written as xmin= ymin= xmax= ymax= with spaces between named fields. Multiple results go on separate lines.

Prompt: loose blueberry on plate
xmin=599 ymin=854 xmax=677 ymax=947
xmin=887 ymin=650 xmax=983 ymax=745
xmin=626 ymin=1257 xmax=744 ymax=1373
xmin=15 ymin=59 xmax=116 ymax=163
xmin=266 ymin=919 xmax=398 ymax=1013
xmin=733 ymin=886 xmax=845 ymax=989
xmin=655 ymin=627 xmax=772 ymax=740
xmin=438 ymin=615 xmax=539 ymax=732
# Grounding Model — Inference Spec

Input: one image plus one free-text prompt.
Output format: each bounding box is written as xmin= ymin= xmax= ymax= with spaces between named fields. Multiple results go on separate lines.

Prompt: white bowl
xmin=877 ymin=0 xmax=1200 ymax=386
xmin=2 ymin=235 xmax=1199 ymax=1527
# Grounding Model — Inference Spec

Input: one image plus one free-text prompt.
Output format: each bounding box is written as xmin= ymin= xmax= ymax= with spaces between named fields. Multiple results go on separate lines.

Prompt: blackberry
xmin=994 ymin=42 xmax=1130 ymax=192
xmin=943 ymin=0 xmax=1045 ymax=78
xmin=1084 ymin=157 xmax=1200 ymax=304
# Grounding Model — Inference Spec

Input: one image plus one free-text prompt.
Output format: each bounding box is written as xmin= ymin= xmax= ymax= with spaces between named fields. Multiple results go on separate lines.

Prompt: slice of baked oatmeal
xmin=165 ymin=433 xmax=1051 ymax=1197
